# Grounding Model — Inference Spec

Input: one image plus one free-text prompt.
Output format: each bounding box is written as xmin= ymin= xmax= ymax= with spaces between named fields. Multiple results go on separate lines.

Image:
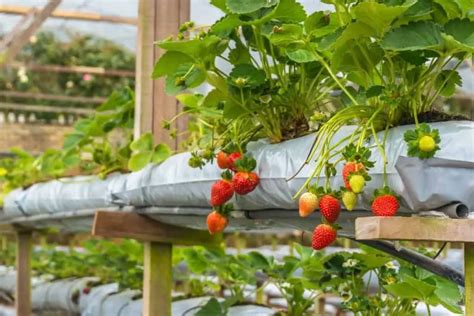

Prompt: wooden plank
xmin=134 ymin=0 xmax=190 ymax=149
xmin=15 ymin=230 xmax=32 ymax=316
xmin=0 ymin=5 xmax=137 ymax=25
xmin=2 ymin=0 xmax=62 ymax=65
xmin=355 ymin=217 xmax=474 ymax=242
xmin=466 ymin=243 xmax=474 ymax=315
xmin=91 ymin=211 xmax=221 ymax=246
xmin=0 ymin=90 xmax=106 ymax=104
xmin=0 ymin=102 xmax=94 ymax=115
xmin=10 ymin=62 xmax=135 ymax=78
xmin=143 ymin=242 xmax=172 ymax=316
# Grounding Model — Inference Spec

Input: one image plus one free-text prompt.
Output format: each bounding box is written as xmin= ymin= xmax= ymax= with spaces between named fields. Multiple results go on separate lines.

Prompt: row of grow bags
xmin=1 ymin=121 xmax=473 ymax=232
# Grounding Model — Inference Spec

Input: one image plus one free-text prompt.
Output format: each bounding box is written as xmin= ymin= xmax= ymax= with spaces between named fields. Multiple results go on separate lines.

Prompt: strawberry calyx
xmin=320 ymin=218 xmax=341 ymax=230
xmin=220 ymin=170 xmax=233 ymax=181
xmin=342 ymin=144 xmax=375 ymax=169
xmin=234 ymin=155 xmax=257 ymax=172
xmin=214 ymin=203 xmax=234 ymax=217
xmin=372 ymin=186 xmax=399 ymax=201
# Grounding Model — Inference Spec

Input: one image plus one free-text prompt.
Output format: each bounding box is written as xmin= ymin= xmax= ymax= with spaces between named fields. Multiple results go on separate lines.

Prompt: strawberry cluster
xmin=298 ymin=144 xmax=400 ymax=251
xmin=206 ymin=151 xmax=260 ymax=234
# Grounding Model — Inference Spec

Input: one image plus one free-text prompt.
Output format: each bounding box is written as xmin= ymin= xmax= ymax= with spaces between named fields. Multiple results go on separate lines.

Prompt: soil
xmin=399 ymin=110 xmax=471 ymax=125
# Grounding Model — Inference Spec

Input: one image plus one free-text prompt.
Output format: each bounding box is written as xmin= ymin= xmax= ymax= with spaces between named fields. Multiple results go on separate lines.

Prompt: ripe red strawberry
xmin=342 ymin=162 xmax=364 ymax=190
xmin=216 ymin=151 xmax=230 ymax=169
xmin=299 ymin=192 xmax=318 ymax=217
xmin=319 ymin=195 xmax=340 ymax=223
xmin=227 ymin=152 xmax=242 ymax=171
xmin=232 ymin=171 xmax=259 ymax=195
xmin=371 ymin=194 xmax=399 ymax=217
xmin=312 ymin=224 xmax=337 ymax=250
xmin=210 ymin=179 xmax=234 ymax=206
xmin=82 ymin=287 xmax=91 ymax=295
xmin=207 ymin=211 xmax=228 ymax=234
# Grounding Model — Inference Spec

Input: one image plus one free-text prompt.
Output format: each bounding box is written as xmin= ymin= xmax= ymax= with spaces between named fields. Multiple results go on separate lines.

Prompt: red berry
xmin=312 ymin=224 xmax=337 ymax=250
xmin=227 ymin=152 xmax=242 ymax=172
xmin=232 ymin=171 xmax=259 ymax=195
xmin=82 ymin=288 xmax=90 ymax=295
xmin=342 ymin=162 xmax=364 ymax=190
xmin=210 ymin=179 xmax=234 ymax=206
xmin=216 ymin=151 xmax=230 ymax=169
xmin=319 ymin=195 xmax=341 ymax=223
xmin=371 ymin=194 xmax=399 ymax=217
xmin=207 ymin=211 xmax=228 ymax=234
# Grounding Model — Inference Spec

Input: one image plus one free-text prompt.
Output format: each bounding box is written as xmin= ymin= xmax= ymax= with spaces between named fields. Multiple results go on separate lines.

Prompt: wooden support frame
xmin=356 ymin=216 xmax=474 ymax=314
xmin=92 ymin=211 xmax=220 ymax=316
xmin=15 ymin=230 xmax=32 ymax=316
xmin=0 ymin=90 xmax=106 ymax=104
xmin=0 ymin=4 xmax=137 ymax=25
xmin=9 ymin=62 xmax=135 ymax=78
xmin=1 ymin=0 xmax=62 ymax=65
xmin=134 ymin=0 xmax=190 ymax=149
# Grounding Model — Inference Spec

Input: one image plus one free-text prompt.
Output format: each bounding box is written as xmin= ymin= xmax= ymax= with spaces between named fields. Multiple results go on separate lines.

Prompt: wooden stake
xmin=143 ymin=241 xmax=172 ymax=316
xmin=465 ymin=243 xmax=474 ymax=315
xmin=15 ymin=230 xmax=32 ymax=316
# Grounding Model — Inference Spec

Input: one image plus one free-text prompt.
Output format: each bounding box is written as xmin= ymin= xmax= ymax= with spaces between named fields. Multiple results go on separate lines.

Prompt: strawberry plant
xmin=293 ymin=0 xmax=473 ymax=198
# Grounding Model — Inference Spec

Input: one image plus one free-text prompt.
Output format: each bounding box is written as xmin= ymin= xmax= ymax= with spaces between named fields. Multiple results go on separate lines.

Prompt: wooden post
xmin=143 ymin=242 xmax=172 ymax=316
xmin=91 ymin=211 xmax=221 ymax=316
xmin=134 ymin=0 xmax=190 ymax=148
xmin=465 ymin=243 xmax=474 ymax=315
xmin=356 ymin=217 xmax=474 ymax=314
xmin=15 ymin=230 xmax=32 ymax=316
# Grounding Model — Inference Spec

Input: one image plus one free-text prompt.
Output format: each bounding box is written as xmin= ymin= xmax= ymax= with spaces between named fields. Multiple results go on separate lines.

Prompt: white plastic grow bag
xmin=3 ymin=174 xmax=127 ymax=217
xmin=113 ymin=121 xmax=474 ymax=214
xmin=99 ymin=289 xmax=141 ymax=316
xmin=32 ymin=277 xmax=97 ymax=313
xmin=79 ymin=283 xmax=119 ymax=316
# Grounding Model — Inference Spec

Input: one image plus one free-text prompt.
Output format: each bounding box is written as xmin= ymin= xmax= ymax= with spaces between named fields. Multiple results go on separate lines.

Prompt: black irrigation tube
xmin=245 ymin=209 xmax=465 ymax=287
xmin=351 ymin=238 xmax=465 ymax=287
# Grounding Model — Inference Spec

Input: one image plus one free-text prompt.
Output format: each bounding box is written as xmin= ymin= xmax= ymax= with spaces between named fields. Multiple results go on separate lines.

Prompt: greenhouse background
xmin=0 ymin=0 xmax=473 ymax=315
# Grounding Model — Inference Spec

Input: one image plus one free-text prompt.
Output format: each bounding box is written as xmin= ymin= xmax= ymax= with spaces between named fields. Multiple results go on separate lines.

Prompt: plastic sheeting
xmin=79 ymin=283 xmax=119 ymax=316
xmin=32 ymin=277 xmax=98 ymax=313
xmin=1 ymin=121 xmax=473 ymax=227
xmin=114 ymin=121 xmax=474 ymax=214
xmin=99 ymin=289 xmax=141 ymax=316
xmin=8 ymin=174 xmax=127 ymax=217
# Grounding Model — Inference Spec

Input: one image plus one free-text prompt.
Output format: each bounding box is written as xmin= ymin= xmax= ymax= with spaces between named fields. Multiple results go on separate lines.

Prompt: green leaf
xmin=385 ymin=282 xmax=423 ymax=300
xmin=228 ymin=41 xmax=252 ymax=64
xmin=223 ymin=100 xmax=247 ymax=119
xmin=286 ymin=48 xmax=316 ymax=63
xmin=63 ymin=132 xmax=85 ymax=150
xmin=225 ymin=0 xmax=268 ymax=14
xmin=353 ymin=1 xmax=414 ymax=35
xmin=211 ymin=15 xmax=242 ymax=37
xmin=165 ymin=63 xmax=206 ymax=95
xmin=247 ymin=251 xmax=270 ymax=269
xmin=434 ymin=69 xmax=462 ymax=97
xmin=152 ymin=51 xmax=193 ymax=78
xmin=228 ymin=64 xmax=266 ymax=88
xmin=443 ymin=18 xmax=474 ymax=51
xmin=352 ymin=253 xmax=392 ymax=270
xmin=130 ymin=133 xmax=153 ymax=152
xmin=269 ymin=0 xmax=306 ymax=23
xmin=158 ymin=36 xmax=226 ymax=61
xmin=196 ymin=298 xmax=225 ymax=316
xmin=403 ymin=0 xmax=433 ymax=17
xmin=211 ymin=0 xmax=230 ymax=13
xmin=151 ymin=144 xmax=172 ymax=164
xmin=433 ymin=277 xmax=463 ymax=307
xmin=433 ymin=0 xmax=462 ymax=19
xmin=333 ymin=22 xmax=376 ymax=50
xmin=128 ymin=152 xmax=152 ymax=172
xmin=96 ymin=88 xmax=134 ymax=111
xmin=269 ymin=24 xmax=303 ymax=46
xmin=403 ymin=275 xmax=437 ymax=298
xmin=305 ymin=12 xmax=340 ymax=38
xmin=381 ymin=21 xmax=442 ymax=51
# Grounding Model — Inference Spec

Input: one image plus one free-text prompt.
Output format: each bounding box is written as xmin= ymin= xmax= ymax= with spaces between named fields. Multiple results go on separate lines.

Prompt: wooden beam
xmin=0 ymin=4 xmax=137 ymax=25
xmin=0 ymin=8 xmax=35 ymax=51
xmin=0 ymin=90 xmax=106 ymax=104
xmin=143 ymin=242 xmax=172 ymax=316
xmin=15 ymin=230 xmax=32 ymax=316
xmin=466 ymin=243 xmax=474 ymax=315
xmin=91 ymin=211 xmax=221 ymax=246
xmin=355 ymin=217 xmax=474 ymax=242
xmin=134 ymin=0 xmax=190 ymax=149
xmin=9 ymin=62 xmax=135 ymax=78
xmin=2 ymin=0 xmax=62 ymax=65
xmin=0 ymin=102 xmax=94 ymax=115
